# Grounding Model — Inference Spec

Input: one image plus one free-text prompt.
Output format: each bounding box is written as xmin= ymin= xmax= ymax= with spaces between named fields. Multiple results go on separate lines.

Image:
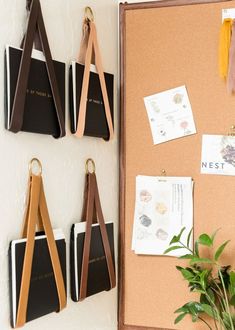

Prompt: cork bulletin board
xmin=119 ymin=0 xmax=235 ymax=329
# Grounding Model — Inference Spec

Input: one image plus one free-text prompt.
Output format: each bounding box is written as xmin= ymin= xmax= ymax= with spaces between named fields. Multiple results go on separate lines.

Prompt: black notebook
xmin=5 ymin=45 xmax=66 ymax=136
xmin=70 ymin=222 xmax=115 ymax=302
xmin=9 ymin=229 xmax=66 ymax=328
xmin=69 ymin=62 xmax=114 ymax=139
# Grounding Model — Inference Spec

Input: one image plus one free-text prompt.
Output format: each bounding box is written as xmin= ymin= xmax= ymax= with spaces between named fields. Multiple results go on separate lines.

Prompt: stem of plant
xmin=204 ymin=292 xmax=220 ymax=330
xmin=212 ymin=283 xmax=226 ymax=312
xmin=218 ymin=269 xmax=234 ymax=330
xmin=198 ymin=316 xmax=213 ymax=330
xmin=179 ymin=241 xmax=193 ymax=254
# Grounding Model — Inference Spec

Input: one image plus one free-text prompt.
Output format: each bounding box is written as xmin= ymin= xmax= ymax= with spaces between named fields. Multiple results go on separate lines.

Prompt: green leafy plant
xmin=164 ymin=228 xmax=235 ymax=330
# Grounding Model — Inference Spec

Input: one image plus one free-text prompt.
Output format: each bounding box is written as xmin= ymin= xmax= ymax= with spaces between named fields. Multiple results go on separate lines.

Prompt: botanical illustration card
xmin=201 ymin=134 xmax=235 ymax=176
xmin=132 ymin=175 xmax=193 ymax=256
xmin=144 ymin=85 xmax=196 ymax=145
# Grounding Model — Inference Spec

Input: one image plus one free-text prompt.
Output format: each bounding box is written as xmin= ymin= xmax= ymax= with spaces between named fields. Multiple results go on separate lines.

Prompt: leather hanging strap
xmin=38 ymin=180 xmax=67 ymax=311
xmin=79 ymin=172 xmax=116 ymax=301
xmin=75 ymin=21 xmax=114 ymax=141
xmin=26 ymin=0 xmax=33 ymax=11
xmin=15 ymin=174 xmax=66 ymax=328
xmin=80 ymin=174 xmax=97 ymax=223
xmin=15 ymin=175 xmax=41 ymax=328
xmin=78 ymin=21 xmax=94 ymax=65
xmin=21 ymin=0 xmax=41 ymax=52
xmin=10 ymin=0 xmax=65 ymax=138
xmin=93 ymin=174 xmax=116 ymax=288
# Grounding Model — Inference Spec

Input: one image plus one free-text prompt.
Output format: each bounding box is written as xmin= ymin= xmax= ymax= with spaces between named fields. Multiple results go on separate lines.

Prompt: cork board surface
xmin=120 ymin=0 xmax=235 ymax=329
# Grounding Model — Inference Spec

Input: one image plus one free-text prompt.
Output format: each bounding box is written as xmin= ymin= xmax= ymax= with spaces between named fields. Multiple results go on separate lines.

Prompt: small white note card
xmin=222 ymin=8 xmax=235 ymax=21
xmin=201 ymin=134 xmax=235 ymax=176
xmin=132 ymin=175 xmax=193 ymax=256
xmin=144 ymin=85 xmax=196 ymax=145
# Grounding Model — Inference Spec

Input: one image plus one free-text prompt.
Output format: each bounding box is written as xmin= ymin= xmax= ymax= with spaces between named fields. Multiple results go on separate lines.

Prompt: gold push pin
xmin=161 ymin=169 xmax=166 ymax=176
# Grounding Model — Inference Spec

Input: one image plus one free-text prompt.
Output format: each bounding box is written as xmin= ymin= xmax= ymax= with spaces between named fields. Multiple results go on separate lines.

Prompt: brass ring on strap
xmin=85 ymin=158 xmax=96 ymax=174
xmin=29 ymin=158 xmax=42 ymax=176
xmin=84 ymin=6 xmax=94 ymax=22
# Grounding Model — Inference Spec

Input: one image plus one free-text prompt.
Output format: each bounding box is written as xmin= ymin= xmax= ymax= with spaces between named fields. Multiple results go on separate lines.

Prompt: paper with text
xmin=132 ymin=175 xmax=193 ymax=256
xmin=201 ymin=134 xmax=235 ymax=176
xmin=144 ymin=86 xmax=196 ymax=145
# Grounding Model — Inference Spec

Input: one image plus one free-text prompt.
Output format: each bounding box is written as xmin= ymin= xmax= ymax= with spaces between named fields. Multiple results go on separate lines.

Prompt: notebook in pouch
xmin=5 ymin=45 xmax=65 ymax=136
xmin=70 ymin=222 xmax=115 ymax=302
xmin=9 ymin=229 xmax=66 ymax=328
xmin=69 ymin=61 xmax=114 ymax=139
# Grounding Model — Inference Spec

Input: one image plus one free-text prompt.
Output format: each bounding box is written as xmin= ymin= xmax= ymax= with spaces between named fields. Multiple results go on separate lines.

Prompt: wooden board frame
xmin=119 ymin=0 xmax=233 ymax=329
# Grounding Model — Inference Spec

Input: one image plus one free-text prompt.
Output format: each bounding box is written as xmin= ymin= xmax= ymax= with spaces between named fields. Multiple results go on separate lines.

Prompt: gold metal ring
xmin=85 ymin=158 xmax=96 ymax=174
xmin=29 ymin=158 xmax=42 ymax=176
xmin=84 ymin=6 xmax=94 ymax=22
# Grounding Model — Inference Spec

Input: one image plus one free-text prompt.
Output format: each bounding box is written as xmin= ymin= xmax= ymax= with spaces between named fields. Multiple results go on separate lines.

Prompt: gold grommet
xmin=85 ymin=158 xmax=96 ymax=174
xmin=84 ymin=6 xmax=94 ymax=22
xmin=29 ymin=158 xmax=42 ymax=176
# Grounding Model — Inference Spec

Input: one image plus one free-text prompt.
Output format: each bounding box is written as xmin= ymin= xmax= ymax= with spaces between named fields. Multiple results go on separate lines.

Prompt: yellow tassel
xmin=219 ymin=18 xmax=232 ymax=79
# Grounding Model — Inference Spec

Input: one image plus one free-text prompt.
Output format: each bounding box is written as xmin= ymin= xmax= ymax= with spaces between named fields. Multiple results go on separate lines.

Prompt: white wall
xmin=0 ymin=0 xmax=118 ymax=329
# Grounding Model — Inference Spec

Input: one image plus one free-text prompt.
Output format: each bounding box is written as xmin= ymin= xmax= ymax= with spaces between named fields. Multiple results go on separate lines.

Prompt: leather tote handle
xmin=21 ymin=0 xmax=42 ymax=51
xmin=75 ymin=20 xmax=114 ymax=141
xmin=9 ymin=0 xmax=65 ymax=138
xmin=78 ymin=20 xmax=94 ymax=65
xmin=79 ymin=171 xmax=116 ymax=301
xmin=15 ymin=169 xmax=66 ymax=328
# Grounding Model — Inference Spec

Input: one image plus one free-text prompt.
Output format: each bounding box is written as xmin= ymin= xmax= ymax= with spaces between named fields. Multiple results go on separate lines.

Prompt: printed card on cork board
xmin=119 ymin=0 xmax=235 ymax=329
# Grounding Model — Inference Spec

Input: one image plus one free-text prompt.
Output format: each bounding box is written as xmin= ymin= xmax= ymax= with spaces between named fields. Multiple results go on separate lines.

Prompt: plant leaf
xmin=170 ymin=227 xmax=186 ymax=244
xmin=230 ymin=271 xmax=235 ymax=287
xmin=230 ymin=295 xmax=235 ymax=307
xmin=187 ymin=228 xmax=193 ymax=248
xmin=229 ymin=271 xmax=235 ymax=296
xmin=163 ymin=246 xmax=184 ymax=255
xmin=200 ymin=294 xmax=210 ymax=305
xmin=192 ymin=315 xmax=198 ymax=322
xmin=174 ymin=313 xmax=187 ymax=324
xmin=222 ymin=312 xmax=232 ymax=328
xmin=180 ymin=269 xmax=195 ymax=280
xmin=207 ymin=288 xmax=215 ymax=303
xmin=190 ymin=302 xmax=204 ymax=313
xmin=211 ymin=228 xmax=221 ymax=243
xmin=179 ymin=254 xmax=194 ymax=260
xmin=170 ymin=235 xmax=179 ymax=244
xmin=190 ymin=257 xmax=214 ymax=265
xmin=215 ymin=240 xmax=230 ymax=261
xmin=198 ymin=234 xmax=213 ymax=247
xmin=195 ymin=241 xmax=199 ymax=257
xmin=179 ymin=302 xmax=204 ymax=315
xmin=199 ymin=270 xmax=209 ymax=290
xmin=175 ymin=306 xmax=188 ymax=314
xmin=202 ymin=304 xmax=218 ymax=319
xmin=193 ymin=289 xmax=205 ymax=294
